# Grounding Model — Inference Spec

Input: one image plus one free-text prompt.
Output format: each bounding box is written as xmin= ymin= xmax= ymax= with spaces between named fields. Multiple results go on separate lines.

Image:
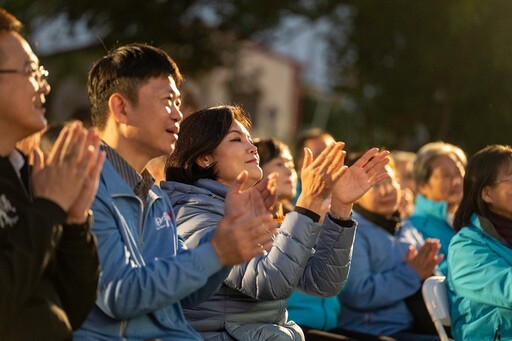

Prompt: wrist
xmin=329 ymin=203 xmax=353 ymax=220
xmin=295 ymin=196 xmax=324 ymax=216
xmin=66 ymin=210 xmax=93 ymax=226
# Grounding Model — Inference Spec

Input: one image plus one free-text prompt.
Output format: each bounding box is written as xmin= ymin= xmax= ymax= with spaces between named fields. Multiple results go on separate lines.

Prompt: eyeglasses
xmin=0 ymin=63 xmax=49 ymax=88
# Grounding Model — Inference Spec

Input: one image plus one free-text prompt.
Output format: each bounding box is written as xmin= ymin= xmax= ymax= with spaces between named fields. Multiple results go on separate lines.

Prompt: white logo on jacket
xmin=155 ymin=210 xmax=172 ymax=230
xmin=0 ymin=194 xmax=19 ymax=228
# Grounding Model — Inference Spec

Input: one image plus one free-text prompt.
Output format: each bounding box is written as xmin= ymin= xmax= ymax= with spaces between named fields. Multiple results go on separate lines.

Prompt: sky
xmin=32 ymin=14 xmax=330 ymax=90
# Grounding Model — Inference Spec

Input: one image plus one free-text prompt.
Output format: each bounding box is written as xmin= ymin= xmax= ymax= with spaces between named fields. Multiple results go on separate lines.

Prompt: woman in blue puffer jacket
xmin=161 ymin=105 xmax=389 ymax=340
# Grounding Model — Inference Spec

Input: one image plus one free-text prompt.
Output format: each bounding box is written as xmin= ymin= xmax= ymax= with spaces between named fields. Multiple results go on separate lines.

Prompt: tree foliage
xmin=325 ymin=0 xmax=512 ymax=153
xmin=2 ymin=0 xmax=335 ymax=77
xmin=3 ymin=0 xmax=511 ymax=153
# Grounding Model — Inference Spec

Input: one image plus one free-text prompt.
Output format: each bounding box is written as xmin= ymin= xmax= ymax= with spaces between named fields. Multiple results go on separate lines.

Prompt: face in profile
xmin=482 ymin=163 xmax=512 ymax=219
xmin=0 ymin=32 xmax=50 ymax=139
xmin=261 ymin=147 xmax=297 ymax=201
xmin=202 ymin=120 xmax=262 ymax=188
xmin=124 ymin=75 xmax=182 ymax=159
xmin=357 ymin=164 xmax=401 ymax=217
xmin=419 ymin=154 xmax=464 ymax=209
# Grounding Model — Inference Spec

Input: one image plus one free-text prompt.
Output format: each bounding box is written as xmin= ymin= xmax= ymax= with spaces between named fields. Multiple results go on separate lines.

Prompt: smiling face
xmin=121 ymin=75 xmax=182 ymax=160
xmin=203 ymin=120 xmax=262 ymax=188
xmin=418 ymin=154 xmax=464 ymax=211
xmin=358 ymin=164 xmax=401 ymax=217
xmin=0 ymin=32 xmax=50 ymax=149
xmin=261 ymin=147 xmax=297 ymax=200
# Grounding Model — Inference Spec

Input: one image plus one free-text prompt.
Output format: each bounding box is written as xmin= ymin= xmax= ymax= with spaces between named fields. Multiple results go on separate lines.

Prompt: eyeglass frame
xmin=0 ymin=61 xmax=49 ymax=88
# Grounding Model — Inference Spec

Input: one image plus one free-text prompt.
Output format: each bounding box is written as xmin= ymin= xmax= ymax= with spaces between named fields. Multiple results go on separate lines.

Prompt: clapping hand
xmin=32 ymin=121 xmax=105 ymax=224
xmin=332 ymin=148 xmax=390 ymax=204
xmin=406 ymin=238 xmax=443 ymax=280
xmin=296 ymin=142 xmax=347 ymax=215
xmin=211 ymin=171 xmax=278 ymax=266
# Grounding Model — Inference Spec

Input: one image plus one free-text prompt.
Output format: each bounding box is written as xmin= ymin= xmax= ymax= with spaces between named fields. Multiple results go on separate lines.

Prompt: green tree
xmin=325 ymin=0 xmax=512 ymax=153
xmin=1 ymin=0 xmax=336 ymax=77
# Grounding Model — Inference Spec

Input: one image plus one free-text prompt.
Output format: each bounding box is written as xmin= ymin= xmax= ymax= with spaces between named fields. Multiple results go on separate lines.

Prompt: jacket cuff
xmin=195 ymin=242 xmax=223 ymax=277
xmin=294 ymin=206 xmax=320 ymax=223
xmin=32 ymin=197 xmax=67 ymax=225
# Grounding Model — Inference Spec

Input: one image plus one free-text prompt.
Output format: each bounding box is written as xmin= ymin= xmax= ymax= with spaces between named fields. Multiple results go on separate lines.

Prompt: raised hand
xmin=32 ymin=122 xmax=90 ymax=211
xmin=405 ymin=238 xmax=443 ymax=280
xmin=253 ymin=172 xmax=278 ymax=212
xmin=296 ymin=142 xmax=347 ymax=215
xmin=331 ymin=148 xmax=390 ymax=211
xmin=212 ymin=170 xmax=278 ymax=266
xmin=32 ymin=122 xmax=105 ymax=224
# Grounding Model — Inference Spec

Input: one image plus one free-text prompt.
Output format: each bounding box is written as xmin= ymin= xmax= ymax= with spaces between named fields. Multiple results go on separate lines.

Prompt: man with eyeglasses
xmin=0 ymin=9 xmax=105 ymax=340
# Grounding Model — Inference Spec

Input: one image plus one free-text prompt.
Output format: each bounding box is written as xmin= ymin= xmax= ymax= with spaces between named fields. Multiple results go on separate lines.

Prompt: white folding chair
xmin=422 ymin=276 xmax=452 ymax=341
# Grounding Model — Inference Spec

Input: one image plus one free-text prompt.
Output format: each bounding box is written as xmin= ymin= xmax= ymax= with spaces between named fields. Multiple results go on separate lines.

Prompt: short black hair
xmin=165 ymin=105 xmax=251 ymax=184
xmin=88 ymin=43 xmax=183 ymax=130
xmin=0 ymin=9 xmax=22 ymax=32
xmin=254 ymin=138 xmax=291 ymax=168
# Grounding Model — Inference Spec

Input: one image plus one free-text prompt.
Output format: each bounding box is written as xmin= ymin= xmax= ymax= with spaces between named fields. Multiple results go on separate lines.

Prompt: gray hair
xmin=413 ymin=141 xmax=467 ymax=186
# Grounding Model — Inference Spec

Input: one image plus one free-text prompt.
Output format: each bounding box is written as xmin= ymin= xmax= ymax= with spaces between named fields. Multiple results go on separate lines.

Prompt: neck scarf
xmin=354 ymin=204 xmax=401 ymax=235
xmin=486 ymin=209 xmax=512 ymax=247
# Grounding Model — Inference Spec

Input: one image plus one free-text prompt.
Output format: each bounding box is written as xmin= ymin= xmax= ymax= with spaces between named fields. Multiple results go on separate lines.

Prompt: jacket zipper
xmin=493 ymin=325 xmax=501 ymax=341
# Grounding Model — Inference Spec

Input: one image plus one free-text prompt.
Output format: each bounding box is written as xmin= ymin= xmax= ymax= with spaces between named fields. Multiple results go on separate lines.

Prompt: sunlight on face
xmin=209 ymin=121 xmax=262 ymax=188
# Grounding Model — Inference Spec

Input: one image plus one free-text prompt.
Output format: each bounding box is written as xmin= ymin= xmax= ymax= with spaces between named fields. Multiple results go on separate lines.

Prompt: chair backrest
xmin=422 ymin=275 xmax=452 ymax=341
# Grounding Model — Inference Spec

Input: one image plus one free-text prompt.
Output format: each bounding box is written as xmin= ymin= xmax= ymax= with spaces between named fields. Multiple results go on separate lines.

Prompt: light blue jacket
xmin=338 ymin=211 xmax=424 ymax=336
xmin=161 ymin=179 xmax=356 ymax=341
xmin=74 ymin=159 xmax=230 ymax=340
xmin=447 ymin=214 xmax=512 ymax=341
xmin=408 ymin=194 xmax=456 ymax=275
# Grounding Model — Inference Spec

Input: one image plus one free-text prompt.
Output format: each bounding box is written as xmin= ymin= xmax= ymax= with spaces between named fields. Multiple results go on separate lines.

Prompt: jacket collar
xmin=161 ymin=178 xmax=229 ymax=199
xmin=413 ymin=194 xmax=448 ymax=221
xmin=475 ymin=213 xmax=511 ymax=247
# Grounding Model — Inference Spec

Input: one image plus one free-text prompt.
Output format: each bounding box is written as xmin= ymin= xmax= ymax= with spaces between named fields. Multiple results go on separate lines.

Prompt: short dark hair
xmin=0 ymin=9 xmax=22 ymax=32
xmin=88 ymin=43 xmax=183 ymax=130
xmin=295 ymin=128 xmax=333 ymax=158
xmin=254 ymin=138 xmax=291 ymax=168
xmin=453 ymin=144 xmax=512 ymax=231
xmin=0 ymin=9 xmax=23 ymax=65
xmin=165 ymin=105 xmax=252 ymax=184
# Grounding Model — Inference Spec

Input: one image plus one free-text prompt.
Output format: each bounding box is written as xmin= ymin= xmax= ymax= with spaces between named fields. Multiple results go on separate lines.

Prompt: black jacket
xmin=0 ymin=153 xmax=99 ymax=340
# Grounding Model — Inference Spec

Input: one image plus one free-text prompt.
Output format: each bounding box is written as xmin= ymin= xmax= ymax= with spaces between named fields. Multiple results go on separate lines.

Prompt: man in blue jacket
xmin=74 ymin=43 xmax=278 ymax=340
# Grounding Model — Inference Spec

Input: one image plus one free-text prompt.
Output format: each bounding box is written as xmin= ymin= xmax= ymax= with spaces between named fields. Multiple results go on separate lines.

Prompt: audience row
xmin=1 ymin=8 xmax=510 ymax=341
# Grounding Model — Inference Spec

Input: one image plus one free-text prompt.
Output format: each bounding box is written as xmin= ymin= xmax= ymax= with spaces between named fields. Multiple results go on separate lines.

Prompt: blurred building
xmin=43 ymin=40 xmax=302 ymax=146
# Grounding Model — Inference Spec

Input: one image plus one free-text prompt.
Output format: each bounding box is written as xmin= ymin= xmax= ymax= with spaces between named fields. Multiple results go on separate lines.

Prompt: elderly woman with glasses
xmin=447 ymin=144 xmax=512 ymax=341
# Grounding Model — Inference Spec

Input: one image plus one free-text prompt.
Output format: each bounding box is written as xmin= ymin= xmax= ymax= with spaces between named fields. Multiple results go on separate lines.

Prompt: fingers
xmin=231 ymin=170 xmax=249 ymax=193
xmin=254 ymin=173 xmax=270 ymax=193
xmin=332 ymin=152 xmax=348 ymax=180
xmin=406 ymin=245 xmax=417 ymax=261
xmin=352 ymin=147 xmax=379 ymax=168
xmin=301 ymin=147 xmax=313 ymax=171
xmin=47 ymin=123 xmax=72 ymax=164
xmin=311 ymin=142 xmax=344 ymax=171
xmin=363 ymin=150 xmax=390 ymax=180
xmin=31 ymin=147 xmax=44 ymax=174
